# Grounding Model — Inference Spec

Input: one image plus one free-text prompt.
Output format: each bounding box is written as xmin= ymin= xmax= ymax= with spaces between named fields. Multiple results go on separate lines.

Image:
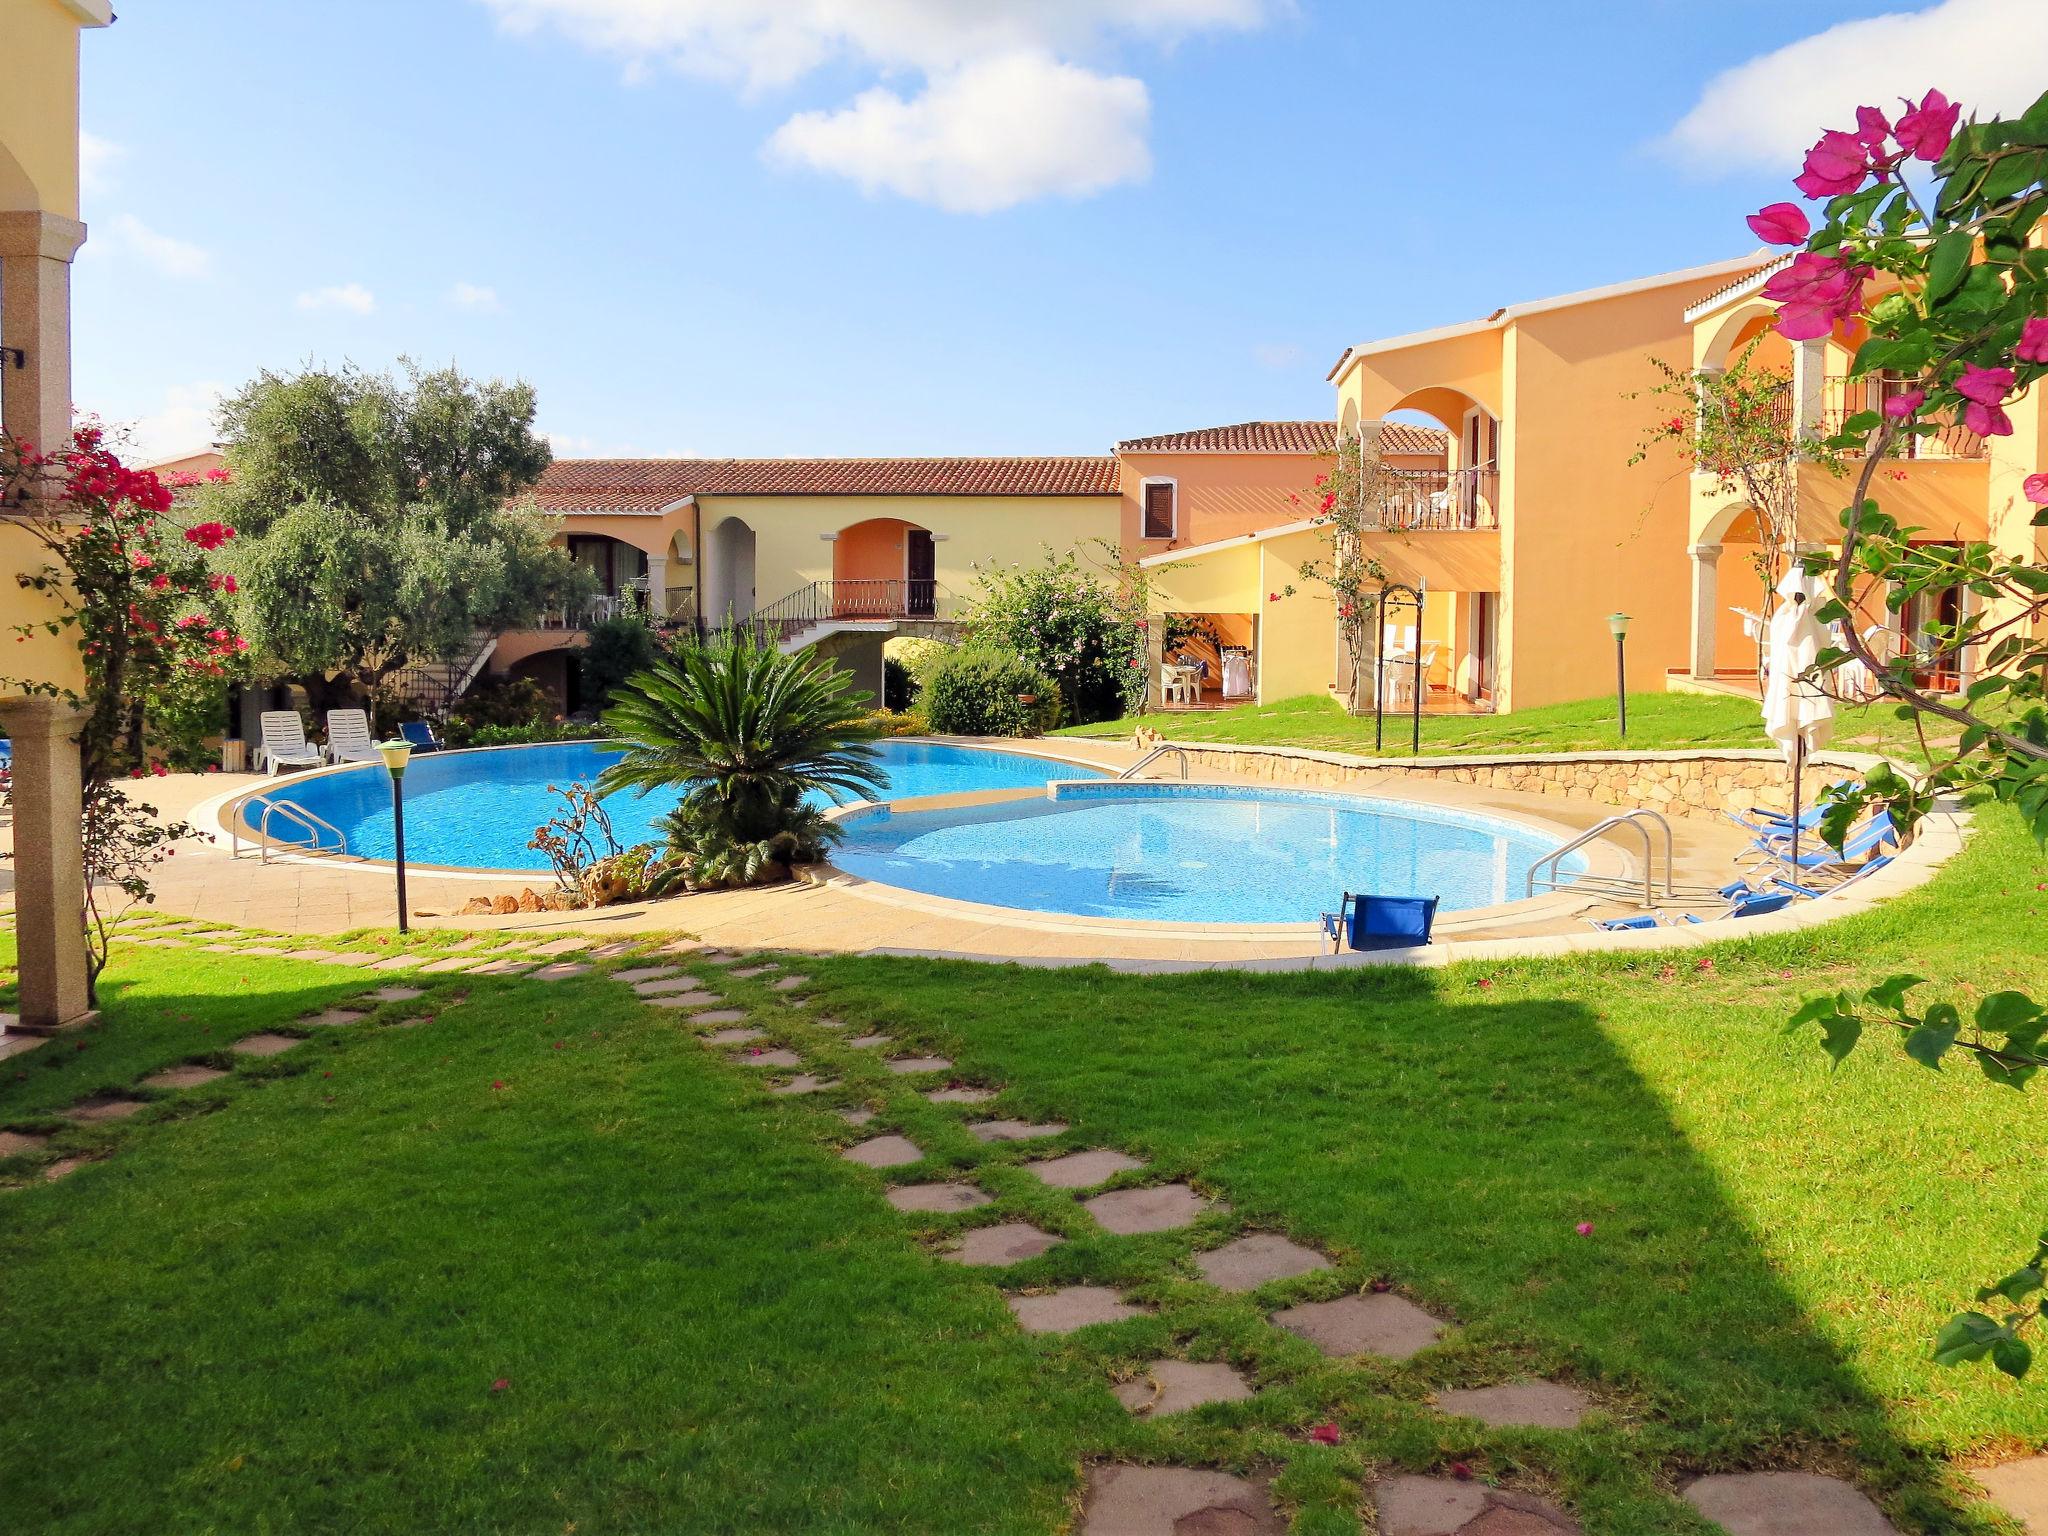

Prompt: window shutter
xmin=1142 ymin=482 xmax=1175 ymax=539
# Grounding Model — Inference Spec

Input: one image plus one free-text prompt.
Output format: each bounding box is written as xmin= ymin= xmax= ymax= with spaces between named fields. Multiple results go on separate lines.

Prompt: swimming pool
xmin=832 ymin=782 xmax=1581 ymax=925
xmin=243 ymin=738 xmax=1098 ymax=871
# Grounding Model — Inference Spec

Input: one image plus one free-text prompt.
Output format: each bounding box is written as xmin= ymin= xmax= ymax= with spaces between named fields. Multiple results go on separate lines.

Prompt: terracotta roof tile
xmin=1114 ymin=419 xmax=1448 ymax=457
xmin=530 ymin=456 xmax=1118 ymax=512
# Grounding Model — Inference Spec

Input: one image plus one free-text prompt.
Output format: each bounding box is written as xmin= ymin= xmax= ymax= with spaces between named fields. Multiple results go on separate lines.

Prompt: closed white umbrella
xmin=1761 ymin=565 xmax=1836 ymax=868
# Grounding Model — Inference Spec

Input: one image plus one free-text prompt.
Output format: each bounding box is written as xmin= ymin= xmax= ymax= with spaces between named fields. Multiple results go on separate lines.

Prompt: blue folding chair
xmin=1772 ymin=853 xmax=1894 ymax=900
xmin=399 ymin=720 xmax=443 ymax=753
xmin=1746 ymin=814 xmax=1897 ymax=875
xmin=1322 ymin=893 xmax=1439 ymax=953
xmin=1593 ymin=887 xmax=1796 ymax=931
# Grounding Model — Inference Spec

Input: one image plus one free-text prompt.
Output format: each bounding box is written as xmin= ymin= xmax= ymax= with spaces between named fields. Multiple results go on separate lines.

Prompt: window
xmin=1141 ymin=479 xmax=1176 ymax=540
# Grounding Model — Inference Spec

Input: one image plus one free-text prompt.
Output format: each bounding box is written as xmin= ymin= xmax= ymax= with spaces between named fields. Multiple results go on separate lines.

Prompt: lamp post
xmin=1607 ymin=611 xmax=1632 ymax=741
xmin=376 ymin=739 xmax=413 ymax=934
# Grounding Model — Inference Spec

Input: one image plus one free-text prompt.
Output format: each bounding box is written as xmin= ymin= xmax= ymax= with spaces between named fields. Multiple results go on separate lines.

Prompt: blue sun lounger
xmin=1593 ymin=886 xmax=1797 ymax=931
xmin=1322 ymin=893 xmax=1439 ymax=953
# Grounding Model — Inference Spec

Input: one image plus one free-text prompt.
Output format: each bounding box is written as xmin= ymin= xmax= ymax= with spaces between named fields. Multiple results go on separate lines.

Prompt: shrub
xmin=920 ymin=646 xmax=1061 ymax=737
xmin=964 ymin=546 xmax=1145 ymax=724
xmin=883 ymin=654 xmax=919 ymax=711
xmin=578 ymin=615 xmax=663 ymax=711
xmin=453 ymin=675 xmax=554 ymax=730
xmin=444 ymin=720 xmax=601 ymax=749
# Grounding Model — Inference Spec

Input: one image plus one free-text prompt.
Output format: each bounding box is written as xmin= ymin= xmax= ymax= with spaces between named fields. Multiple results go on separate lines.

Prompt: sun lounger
xmin=1771 ymin=854 xmax=1895 ymax=900
xmin=1592 ymin=887 xmax=1796 ymax=931
xmin=399 ymin=720 xmax=443 ymax=753
xmin=323 ymin=709 xmax=381 ymax=765
xmin=254 ymin=711 xmax=323 ymax=774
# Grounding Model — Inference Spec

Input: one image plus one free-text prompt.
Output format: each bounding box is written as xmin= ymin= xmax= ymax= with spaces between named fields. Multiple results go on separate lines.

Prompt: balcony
xmin=1819 ymin=376 xmax=1985 ymax=460
xmin=539 ymin=580 xmax=699 ymax=632
xmin=1372 ymin=467 xmax=1499 ymax=531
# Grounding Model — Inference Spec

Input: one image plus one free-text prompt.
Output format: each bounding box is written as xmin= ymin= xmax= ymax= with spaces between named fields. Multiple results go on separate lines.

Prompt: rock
xmin=517 ymin=887 xmax=543 ymax=913
xmin=491 ymin=895 xmax=519 ymax=915
xmin=461 ymin=896 xmax=494 ymax=915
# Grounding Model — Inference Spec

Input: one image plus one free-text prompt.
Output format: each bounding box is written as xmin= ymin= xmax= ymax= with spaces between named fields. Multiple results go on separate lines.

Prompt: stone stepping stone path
xmin=1273 ymin=1293 xmax=1447 ymax=1361
xmin=615 ymin=966 xmax=681 ymax=985
xmin=586 ymin=941 xmax=642 ymax=958
xmin=1084 ymin=1183 xmax=1217 ymax=1235
xmin=283 ymin=949 xmax=340 ymax=963
xmin=467 ymin=958 xmax=539 ymax=976
xmin=1195 ymin=1233 xmax=1332 ymax=1292
xmin=729 ymin=964 xmax=778 ymax=979
xmin=886 ymin=1182 xmax=992 ymax=1213
xmin=1081 ymin=1465 xmax=1282 ymax=1536
xmin=365 ymin=956 xmax=422 ymax=972
xmin=842 ymin=1134 xmax=923 ymax=1168
xmin=645 ymin=991 xmax=719 ymax=1009
xmin=837 ymin=1107 xmax=877 ymax=1126
xmin=634 ymin=976 xmax=706 ymax=996
xmin=418 ymin=956 xmax=478 ymax=974
xmin=1682 ymin=1472 xmax=1899 ymax=1535
xmin=370 ymin=986 xmax=425 ymax=1003
xmin=43 ymin=1158 xmax=86 ymax=1182
xmin=733 ymin=1048 xmax=804 ymax=1068
xmin=1972 ymin=1458 xmax=2048 ymax=1533
xmin=702 ymin=1027 xmax=764 ymax=1046
xmin=526 ymin=937 xmax=589 ymax=956
xmin=1027 ymin=1148 xmax=1144 ymax=1188
xmin=1373 ymin=1474 xmax=1580 ymax=1535
xmin=884 ymin=1055 xmax=952 ymax=1075
xmin=140 ymin=1064 xmax=228 ymax=1091
xmin=689 ymin=1008 xmax=749 ymax=1026
xmin=813 ymin=1017 xmax=849 ymax=1030
xmin=231 ymin=1032 xmax=301 ymax=1057
xmin=846 ymin=1032 xmax=892 ymax=1050
xmin=925 ymin=1084 xmax=996 ymax=1104
xmin=238 ymin=945 xmax=288 ymax=957
xmin=1005 ymin=1286 xmax=1147 ymax=1334
xmin=302 ymin=1007 xmax=369 ymax=1027
xmin=770 ymin=975 xmax=809 ymax=992
xmin=63 ymin=1095 xmax=147 ymax=1124
xmin=770 ymin=1074 xmax=837 ymax=1096
xmin=530 ymin=962 xmax=593 ymax=982
xmin=444 ymin=937 xmax=495 ymax=952
xmin=1113 ymin=1360 xmax=1253 ymax=1417
xmin=1435 ymin=1382 xmax=1591 ymax=1431
xmin=316 ymin=952 xmax=379 ymax=968
xmin=968 ymin=1118 xmax=1067 ymax=1143
xmin=0 ymin=1130 xmax=51 ymax=1156
xmin=945 ymin=1221 xmax=1062 ymax=1266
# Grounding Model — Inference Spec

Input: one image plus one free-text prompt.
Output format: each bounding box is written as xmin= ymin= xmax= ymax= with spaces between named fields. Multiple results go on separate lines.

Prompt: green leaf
xmin=1785 ymin=995 xmax=1842 ymax=1034
xmin=1820 ymin=1014 xmax=1864 ymax=1068
xmin=1978 ymin=991 xmax=2044 ymax=1035
xmin=1979 ymin=1053 xmax=2038 ymax=1092
xmin=1981 ymin=149 xmax=2047 ymax=206
xmin=1926 ymin=227 xmax=1976 ymax=302
xmin=1934 ymin=1311 xmax=2004 ymax=1366
xmin=1994 ymin=1335 xmax=2034 ymax=1380
xmin=1979 ymin=1266 xmax=2045 ymax=1304
xmin=1865 ymin=974 xmax=1926 ymax=1013
xmin=1904 ymin=1010 xmax=1960 ymax=1071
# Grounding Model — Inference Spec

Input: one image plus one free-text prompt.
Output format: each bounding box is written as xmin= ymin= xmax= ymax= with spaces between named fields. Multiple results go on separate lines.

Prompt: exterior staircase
xmin=386 ymin=630 xmax=498 ymax=719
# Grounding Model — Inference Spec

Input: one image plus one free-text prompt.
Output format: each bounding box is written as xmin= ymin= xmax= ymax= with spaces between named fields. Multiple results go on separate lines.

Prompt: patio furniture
xmin=399 ymin=721 xmax=443 ymax=753
xmin=1592 ymin=886 xmax=1797 ymax=931
xmin=254 ymin=711 xmax=323 ymax=775
xmin=1161 ymin=663 xmax=1200 ymax=706
xmin=323 ymin=709 xmax=381 ymax=765
xmin=1321 ymin=892 xmax=1439 ymax=953
xmin=1741 ymin=813 xmax=1897 ymax=875
xmin=1771 ymin=854 xmax=1895 ymax=900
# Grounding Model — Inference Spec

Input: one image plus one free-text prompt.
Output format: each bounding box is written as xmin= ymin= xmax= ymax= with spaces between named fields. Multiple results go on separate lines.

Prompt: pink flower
xmin=1895 ymin=89 xmax=1960 ymax=162
xmin=1309 ymin=1422 xmax=1341 ymax=1445
xmin=1882 ymin=389 xmax=1926 ymax=419
xmin=1854 ymin=105 xmax=1893 ymax=150
xmin=1762 ymin=251 xmax=1869 ymax=341
xmin=1575 ymin=1221 xmax=1595 ymax=1236
xmin=2016 ymin=317 xmax=2048 ymax=366
xmin=1794 ymin=129 xmax=1869 ymax=199
xmin=490 ymin=1378 xmax=509 ymax=1392
xmin=1956 ymin=364 xmax=2015 ymax=406
xmin=2024 ymin=473 xmax=2048 ymax=504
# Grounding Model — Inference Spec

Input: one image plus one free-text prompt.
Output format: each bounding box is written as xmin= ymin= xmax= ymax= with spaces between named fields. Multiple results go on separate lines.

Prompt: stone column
xmin=0 ymin=211 xmax=88 ymax=455
xmin=1688 ymin=543 xmax=1722 ymax=679
xmin=1790 ymin=337 xmax=1828 ymax=443
xmin=644 ymin=554 xmax=668 ymax=618
xmin=0 ymin=698 xmax=93 ymax=1033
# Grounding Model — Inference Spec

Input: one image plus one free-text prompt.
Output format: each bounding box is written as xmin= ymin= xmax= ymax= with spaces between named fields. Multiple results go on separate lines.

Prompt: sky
xmin=70 ymin=0 xmax=2048 ymax=465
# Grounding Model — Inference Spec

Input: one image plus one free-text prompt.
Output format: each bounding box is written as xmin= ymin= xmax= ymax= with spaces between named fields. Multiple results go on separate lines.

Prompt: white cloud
xmin=474 ymin=0 xmax=1270 ymax=208
xmin=767 ymin=52 xmax=1150 ymax=214
xmin=95 ymin=381 xmax=229 ymax=466
xmin=1661 ymin=0 xmax=2048 ymax=171
xmin=80 ymin=131 xmax=123 ymax=195
xmin=106 ymin=213 xmax=212 ymax=279
xmin=450 ymin=280 xmax=502 ymax=311
xmin=296 ymin=282 xmax=377 ymax=315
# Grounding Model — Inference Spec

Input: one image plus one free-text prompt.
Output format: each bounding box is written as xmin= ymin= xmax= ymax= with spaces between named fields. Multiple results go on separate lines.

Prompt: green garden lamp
xmin=1606 ymin=612 xmax=1632 ymax=741
xmin=376 ymin=739 xmax=413 ymax=934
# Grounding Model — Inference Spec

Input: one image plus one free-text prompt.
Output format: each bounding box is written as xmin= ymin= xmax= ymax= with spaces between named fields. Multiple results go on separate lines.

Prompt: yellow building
xmin=2 ymin=0 xmax=112 ymax=1033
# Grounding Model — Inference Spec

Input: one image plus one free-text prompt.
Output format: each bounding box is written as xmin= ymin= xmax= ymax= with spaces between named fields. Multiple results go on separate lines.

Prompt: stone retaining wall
xmin=1167 ymin=743 xmax=1881 ymax=823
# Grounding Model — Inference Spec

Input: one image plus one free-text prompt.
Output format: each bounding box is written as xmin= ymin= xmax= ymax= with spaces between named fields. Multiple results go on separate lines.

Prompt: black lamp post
xmin=376 ymin=738 xmax=414 ymax=933
xmin=1607 ymin=611 xmax=1632 ymax=741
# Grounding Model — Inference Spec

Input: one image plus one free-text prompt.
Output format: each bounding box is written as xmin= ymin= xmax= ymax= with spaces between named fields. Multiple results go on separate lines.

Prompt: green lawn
xmin=1056 ymin=689 xmax=1943 ymax=760
xmin=4 ymin=725 xmax=2047 ymax=1531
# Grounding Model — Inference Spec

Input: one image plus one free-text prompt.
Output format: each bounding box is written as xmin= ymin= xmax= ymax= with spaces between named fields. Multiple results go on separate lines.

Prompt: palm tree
xmin=598 ymin=630 xmax=884 ymax=884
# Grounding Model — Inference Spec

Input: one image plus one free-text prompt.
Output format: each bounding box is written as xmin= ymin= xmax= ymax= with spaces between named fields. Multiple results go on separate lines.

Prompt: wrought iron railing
xmin=1820 ymin=376 xmax=1985 ymax=459
xmin=1372 ymin=467 xmax=1499 ymax=531
xmin=713 ymin=578 xmax=955 ymax=646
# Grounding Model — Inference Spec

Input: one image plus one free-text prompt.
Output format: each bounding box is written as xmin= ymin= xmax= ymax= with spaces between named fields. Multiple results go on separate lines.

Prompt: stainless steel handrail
xmin=1526 ymin=808 xmax=1674 ymax=908
xmin=1117 ymin=745 xmax=1191 ymax=782
xmin=252 ymin=797 xmax=351 ymax=864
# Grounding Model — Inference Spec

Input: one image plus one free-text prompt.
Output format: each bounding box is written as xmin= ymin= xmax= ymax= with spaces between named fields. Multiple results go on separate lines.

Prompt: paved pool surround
xmin=32 ymin=737 xmax=1963 ymax=971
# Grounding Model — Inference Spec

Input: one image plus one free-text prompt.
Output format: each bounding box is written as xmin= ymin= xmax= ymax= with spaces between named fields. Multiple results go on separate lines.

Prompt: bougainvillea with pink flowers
xmin=1749 ymin=89 xmax=2048 ymax=1377
xmin=2 ymin=423 xmax=247 ymax=996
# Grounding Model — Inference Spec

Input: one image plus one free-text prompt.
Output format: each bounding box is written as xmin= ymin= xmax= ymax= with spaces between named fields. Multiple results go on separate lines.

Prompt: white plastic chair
xmin=255 ymin=711 xmax=322 ymax=775
xmin=323 ymin=709 xmax=380 ymax=764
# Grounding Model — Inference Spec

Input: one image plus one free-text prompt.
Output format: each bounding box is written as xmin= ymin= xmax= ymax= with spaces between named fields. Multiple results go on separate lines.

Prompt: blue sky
xmin=70 ymin=0 xmax=2045 ymax=463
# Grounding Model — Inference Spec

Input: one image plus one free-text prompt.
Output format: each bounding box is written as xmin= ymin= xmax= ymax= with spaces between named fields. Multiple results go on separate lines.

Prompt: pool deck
xmin=0 ymin=732 xmax=1946 ymax=971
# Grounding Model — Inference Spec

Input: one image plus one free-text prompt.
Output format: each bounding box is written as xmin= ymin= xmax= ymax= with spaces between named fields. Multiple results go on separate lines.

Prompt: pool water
xmin=833 ymin=783 xmax=1579 ymax=925
xmin=248 ymin=738 xmax=1096 ymax=871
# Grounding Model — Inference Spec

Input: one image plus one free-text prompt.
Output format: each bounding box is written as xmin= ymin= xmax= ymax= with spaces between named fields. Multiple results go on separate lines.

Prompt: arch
xmin=833 ymin=516 xmax=935 ymax=618
xmin=703 ymin=515 xmax=757 ymax=623
xmin=1696 ymin=497 xmax=1761 ymax=548
xmin=1338 ymin=397 xmax=1362 ymax=439
xmin=1697 ymin=299 xmax=1781 ymax=372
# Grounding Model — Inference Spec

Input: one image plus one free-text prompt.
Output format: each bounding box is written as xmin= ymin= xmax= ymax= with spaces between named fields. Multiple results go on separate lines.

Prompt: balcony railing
xmin=719 ymin=578 xmax=957 ymax=647
xmin=1820 ymin=376 xmax=1986 ymax=460
xmin=1371 ymin=467 xmax=1499 ymax=531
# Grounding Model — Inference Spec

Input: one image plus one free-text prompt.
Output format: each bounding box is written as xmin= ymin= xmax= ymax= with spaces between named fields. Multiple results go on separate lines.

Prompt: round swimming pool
xmin=242 ymin=738 xmax=1098 ymax=871
xmin=832 ymin=782 xmax=1582 ymax=925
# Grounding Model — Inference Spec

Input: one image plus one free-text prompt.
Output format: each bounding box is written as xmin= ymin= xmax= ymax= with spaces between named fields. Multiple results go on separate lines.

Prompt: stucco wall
xmin=0 ymin=0 xmax=91 ymax=217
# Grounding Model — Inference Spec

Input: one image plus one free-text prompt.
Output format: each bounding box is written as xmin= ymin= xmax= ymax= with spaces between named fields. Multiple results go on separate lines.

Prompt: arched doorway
xmin=832 ymin=517 xmax=935 ymax=618
xmin=704 ymin=516 xmax=757 ymax=624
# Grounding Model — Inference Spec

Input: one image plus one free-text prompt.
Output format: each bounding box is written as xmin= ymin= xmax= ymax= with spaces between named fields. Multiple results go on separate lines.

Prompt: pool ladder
xmin=1117 ymin=745 xmax=1191 ymax=782
xmin=1526 ymin=809 xmax=1673 ymax=909
xmin=235 ymin=796 xmax=353 ymax=864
